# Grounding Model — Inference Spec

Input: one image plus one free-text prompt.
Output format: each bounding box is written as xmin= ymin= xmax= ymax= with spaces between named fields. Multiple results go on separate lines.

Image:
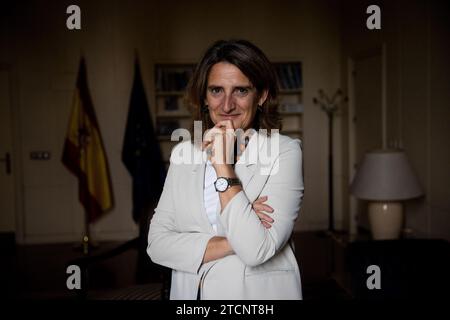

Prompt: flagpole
xmin=65 ymin=56 xmax=112 ymax=255
xmin=73 ymin=212 xmax=95 ymax=255
xmin=81 ymin=94 xmax=91 ymax=255
xmin=82 ymin=211 xmax=90 ymax=255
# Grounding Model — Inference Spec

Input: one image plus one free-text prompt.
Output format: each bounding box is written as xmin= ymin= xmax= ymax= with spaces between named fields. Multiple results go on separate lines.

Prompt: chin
xmin=219 ymin=118 xmax=242 ymax=128
xmin=233 ymin=121 xmax=243 ymax=129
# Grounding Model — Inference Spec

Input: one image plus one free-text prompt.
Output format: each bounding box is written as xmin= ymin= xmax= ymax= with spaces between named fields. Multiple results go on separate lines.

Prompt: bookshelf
xmin=153 ymin=62 xmax=303 ymax=164
xmin=154 ymin=64 xmax=195 ymax=166
xmin=274 ymin=62 xmax=303 ymax=140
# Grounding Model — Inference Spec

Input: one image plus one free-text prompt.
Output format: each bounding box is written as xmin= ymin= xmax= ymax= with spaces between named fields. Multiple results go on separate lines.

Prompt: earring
xmin=257 ymin=104 xmax=263 ymax=112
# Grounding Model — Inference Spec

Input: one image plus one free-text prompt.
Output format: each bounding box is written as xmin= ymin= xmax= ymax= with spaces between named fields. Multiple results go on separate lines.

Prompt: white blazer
xmin=147 ymin=132 xmax=304 ymax=300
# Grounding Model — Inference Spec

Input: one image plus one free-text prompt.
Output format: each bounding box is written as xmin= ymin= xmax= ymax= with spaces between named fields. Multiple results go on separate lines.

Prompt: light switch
xmin=30 ymin=151 xmax=51 ymax=160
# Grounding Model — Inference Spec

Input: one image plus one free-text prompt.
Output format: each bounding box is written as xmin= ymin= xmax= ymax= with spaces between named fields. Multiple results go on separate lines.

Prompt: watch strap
xmin=226 ymin=177 xmax=241 ymax=187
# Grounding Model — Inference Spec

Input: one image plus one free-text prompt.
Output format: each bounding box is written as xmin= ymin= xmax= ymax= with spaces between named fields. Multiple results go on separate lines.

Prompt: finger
xmin=253 ymin=197 xmax=268 ymax=206
xmin=255 ymin=211 xmax=274 ymax=223
xmin=253 ymin=203 xmax=270 ymax=213
xmin=204 ymin=127 xmax=224 ymax=143
xmin=237 ymin=142 xmax=245 ymax=160
xmin=252 ymin=203 xmax=263 ymax=211
xmin=260 ymin=204 xmax=274 ymax=213
xmin=203 ymin=128 xmax=213 ymax=143
xmin=252 ymin=203 xmax=273 ymax=213
xmin=202 ymin=140 xmax=212 ymax=150
xmin=255 ymin=196 xmax=268 ymax=203
xmin=260 ymin=213 xmax=274 ymax=223
xmin=261 ymin=221 xmax=272 ymax=229
xmin=215 ymin=119 xmax=235 ymax=130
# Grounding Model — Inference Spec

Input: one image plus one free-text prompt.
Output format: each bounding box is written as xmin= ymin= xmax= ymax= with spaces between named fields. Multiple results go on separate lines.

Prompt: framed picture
xmin=156 ymin=95 xmax=189 ymax=116
xmin=156 ymin=119 xmax=181 ymax=136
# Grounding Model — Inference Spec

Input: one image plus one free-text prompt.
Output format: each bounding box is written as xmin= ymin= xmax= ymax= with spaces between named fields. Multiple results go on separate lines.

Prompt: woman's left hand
xmin=252 ymin=196 xmax=274 ymax=229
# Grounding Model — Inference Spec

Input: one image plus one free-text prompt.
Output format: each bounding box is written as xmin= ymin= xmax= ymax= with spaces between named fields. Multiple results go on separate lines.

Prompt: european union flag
xmin=122 ymin=59 xmax=166 ymax=224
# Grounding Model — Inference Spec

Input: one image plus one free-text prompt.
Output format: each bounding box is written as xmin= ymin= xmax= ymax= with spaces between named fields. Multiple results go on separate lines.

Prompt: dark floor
xmin=2 ymin=231 xmax=352 ymax=300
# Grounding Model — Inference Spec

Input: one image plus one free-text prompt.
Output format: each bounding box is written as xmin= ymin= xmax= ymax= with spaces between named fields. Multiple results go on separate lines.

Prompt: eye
xmin=235 ymin=87 xmax=249 ymax=96
xmin=209 ymin=87 xmax=222 ymax=95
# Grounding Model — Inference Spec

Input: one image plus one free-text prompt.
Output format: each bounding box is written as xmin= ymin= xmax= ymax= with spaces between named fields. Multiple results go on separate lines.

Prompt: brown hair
xmin=186 ymin=39 xmax=281 ymax=135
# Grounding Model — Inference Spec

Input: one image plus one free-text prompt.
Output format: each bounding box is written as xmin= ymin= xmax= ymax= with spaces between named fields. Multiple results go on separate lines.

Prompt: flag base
xmin=73 ymin=235 xmax=99 ymax=255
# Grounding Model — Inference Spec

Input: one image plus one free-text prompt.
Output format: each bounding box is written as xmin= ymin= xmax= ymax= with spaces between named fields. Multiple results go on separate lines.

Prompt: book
xmin=279 ymin=103 xmax=304 ymax=113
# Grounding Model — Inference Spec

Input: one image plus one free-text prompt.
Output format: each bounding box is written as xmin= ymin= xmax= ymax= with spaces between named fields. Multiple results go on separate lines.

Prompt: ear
xmin=258 ymin=89 xmax=269 ymax=106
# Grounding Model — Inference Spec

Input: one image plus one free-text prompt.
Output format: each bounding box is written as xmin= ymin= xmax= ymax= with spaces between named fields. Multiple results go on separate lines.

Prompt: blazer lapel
xmin=235 ymin=132 xmax=272 ymax=202
xmin=191 ymin=149 xmax=215 ymax=233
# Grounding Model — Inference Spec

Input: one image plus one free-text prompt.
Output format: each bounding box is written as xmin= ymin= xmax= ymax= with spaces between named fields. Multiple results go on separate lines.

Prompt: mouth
xmin=220 ymin=114 xmax=241 ymax=120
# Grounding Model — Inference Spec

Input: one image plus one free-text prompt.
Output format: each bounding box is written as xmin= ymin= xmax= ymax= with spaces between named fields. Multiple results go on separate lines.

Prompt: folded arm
xmin=201 ymin=197 xmax=274 ymax=264
xmin=219 ymin=139 xmax=304 ymax=267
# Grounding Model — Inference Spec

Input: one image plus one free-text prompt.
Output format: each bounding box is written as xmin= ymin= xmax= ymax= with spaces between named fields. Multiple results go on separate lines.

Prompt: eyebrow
xmin=207 ymin=85 xmax=254 ymax=90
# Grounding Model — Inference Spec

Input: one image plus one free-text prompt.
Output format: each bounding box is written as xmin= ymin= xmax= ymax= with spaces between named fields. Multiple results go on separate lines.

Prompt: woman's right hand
xmin=252 ymin=196 xmax=274 ymax=229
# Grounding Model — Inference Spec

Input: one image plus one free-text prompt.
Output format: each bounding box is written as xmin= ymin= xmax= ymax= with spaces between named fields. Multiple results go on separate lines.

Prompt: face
xmin=204 ymin=62 xmax=267 ymax=130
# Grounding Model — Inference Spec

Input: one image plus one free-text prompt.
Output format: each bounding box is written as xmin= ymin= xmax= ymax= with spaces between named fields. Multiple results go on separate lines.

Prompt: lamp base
xmin=368 ymin=202 xmax=403 ymax=240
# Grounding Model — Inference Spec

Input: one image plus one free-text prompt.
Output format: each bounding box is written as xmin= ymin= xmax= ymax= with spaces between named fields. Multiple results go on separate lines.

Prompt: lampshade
xmin=350 ymin=149 xmax=423 ymax=201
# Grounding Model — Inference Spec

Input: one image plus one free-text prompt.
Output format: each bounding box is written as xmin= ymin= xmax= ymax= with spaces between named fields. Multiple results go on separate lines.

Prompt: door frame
xmin=347 ymin=44 xmax=387 ymax=236
xmin=0 ymin=63 xmax=25 ymax=244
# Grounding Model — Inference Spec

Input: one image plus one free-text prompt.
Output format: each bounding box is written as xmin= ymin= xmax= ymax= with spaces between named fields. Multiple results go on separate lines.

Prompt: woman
xmin=147 ymin=39 xmax=304 ymax=300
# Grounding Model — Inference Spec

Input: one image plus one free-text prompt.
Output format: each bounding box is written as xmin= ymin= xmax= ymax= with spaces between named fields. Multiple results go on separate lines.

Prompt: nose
xmin=222 ymin=93 xmax=235 ymax=113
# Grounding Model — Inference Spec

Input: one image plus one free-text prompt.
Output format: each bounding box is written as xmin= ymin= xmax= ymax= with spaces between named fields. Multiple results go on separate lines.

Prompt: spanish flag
xmin=62 ymin=57 xmax=113 ymax=223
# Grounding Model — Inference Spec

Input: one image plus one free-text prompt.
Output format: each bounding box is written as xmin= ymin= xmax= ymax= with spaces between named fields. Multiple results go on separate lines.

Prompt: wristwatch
xmin=214 ymin=177 xmax=242 ymax=192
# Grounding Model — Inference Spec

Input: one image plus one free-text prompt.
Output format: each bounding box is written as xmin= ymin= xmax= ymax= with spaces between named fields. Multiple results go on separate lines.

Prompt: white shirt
xmin=203 ymin=160 xmax=222 ymax=235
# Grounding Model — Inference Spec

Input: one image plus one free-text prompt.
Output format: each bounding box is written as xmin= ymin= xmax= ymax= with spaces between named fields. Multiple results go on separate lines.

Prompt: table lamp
xmin=350 ymin=149 xmax=423 ymax=240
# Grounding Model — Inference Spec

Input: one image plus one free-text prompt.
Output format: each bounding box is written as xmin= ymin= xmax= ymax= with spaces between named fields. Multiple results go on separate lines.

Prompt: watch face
xmin=215 ymin=177 xmax=228 ymax=192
